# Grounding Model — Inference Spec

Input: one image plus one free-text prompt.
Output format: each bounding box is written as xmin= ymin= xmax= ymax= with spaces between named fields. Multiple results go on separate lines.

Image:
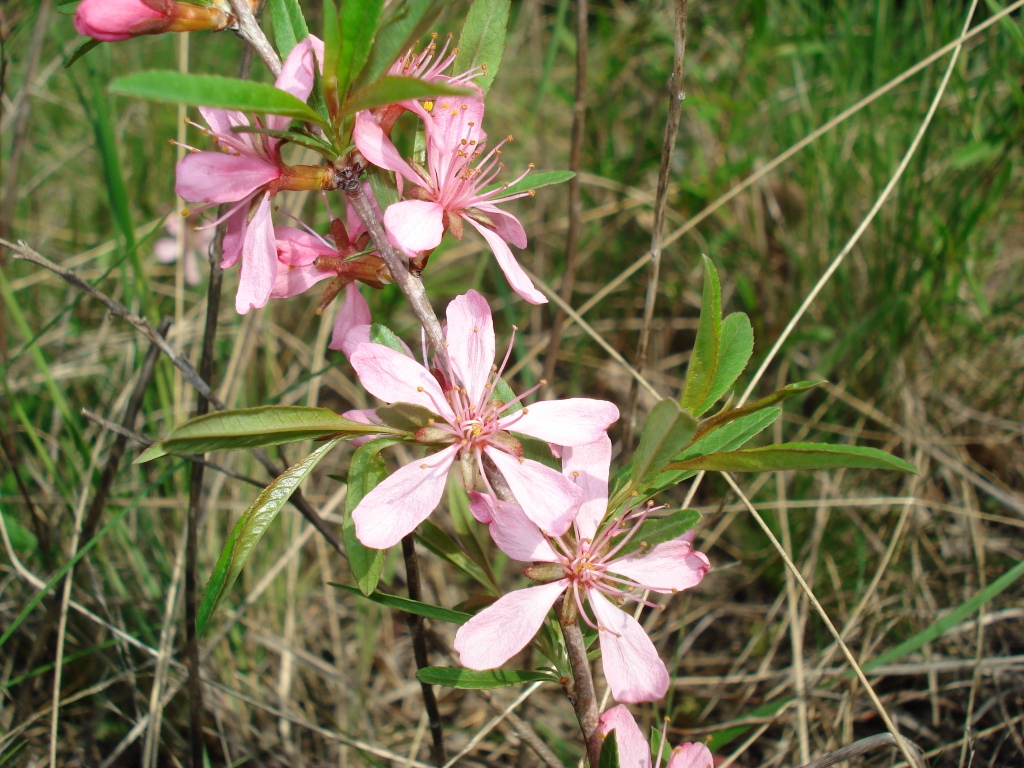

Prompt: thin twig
xmin=541 ymin=0 xmax=588 ymax=390
xmin=559 ymin=600 xmax=602 ymax=767
xmin=796 ymin=733 xmax=925 ymax=768
xmin=623 ymin=0 xmax=688 ymax=447
xmin=228 ymin=0 xmax=281 ymax=77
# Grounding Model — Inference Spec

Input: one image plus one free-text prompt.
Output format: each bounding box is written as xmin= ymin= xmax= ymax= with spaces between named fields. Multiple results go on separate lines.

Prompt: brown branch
xmin=559 ymin=599 xmax=602 ymax=767
xmin=228 ymin=0 xmax=281 ymax=77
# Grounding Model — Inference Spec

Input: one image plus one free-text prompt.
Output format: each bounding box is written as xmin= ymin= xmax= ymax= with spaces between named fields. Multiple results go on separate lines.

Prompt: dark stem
xmin=344 ymin=172 xmax=447 ymax=360
xmin=559 ymin=599 xmax=602 ymax=767
xmin=623 ymin=0 xmax=688 ymax=447
xmin=401 ymin=534 xmax=447 ymax=764
xmin=542 ymin=0 xmax=588 ymax=389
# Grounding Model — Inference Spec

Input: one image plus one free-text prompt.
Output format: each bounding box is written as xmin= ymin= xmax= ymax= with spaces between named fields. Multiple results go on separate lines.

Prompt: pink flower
xmin=453 ymin=436 xmax=710 ymax=704
xmin=74 ymin=0 xmax=232 ymax=42
xmin=347 ymin=290 xmax=618 ymax=549
xmin=154 ymin=214 xmax=211 ymax=286
xmin=175 ymin=37 xmax=333 ymax=314
xmin=354 ymin=95 xmax=545 ymax=304
xmin=597 ymin=705 xmax=715 ymax=768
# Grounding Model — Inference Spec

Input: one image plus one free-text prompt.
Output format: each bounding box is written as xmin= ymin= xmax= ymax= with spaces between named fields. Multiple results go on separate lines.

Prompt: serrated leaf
xmin=614 ymin=509 xmax=700 ymax=558
xmin=416 ymin=666 xmax=556 ymax=689
xmin=375 ymin=402 xmax=436 ymax=432
xmin=338 ymin=0 xmax=385 ymax=101
xmin=628 ymin=400 xmax=698 ymax=492
xmin=343 ymin=438 xmax=402 ymax=594
xmin=135 ymin=406 xmax=392 ymax=463
xmin=417 ymin=521 xmax=492 ymax=587
xmin=269 ymin=0 xmax=309 ymax=58
xmin=598 ymin=730 xmax=620 ymax=768
xmin=696 ymin=381 xmax=821 ymax=438
xmin=331 ymin=583 xmax=471 ymax=624
xmin=109 ymin=72 xmax=327 ymax=128
xmin=665 ymin=443 xmax=917 ymax=474
xmin=197 ymin=438 xmax=342 ymax=635
xmin=341 ymin=75 xmax=473 ymax=116
xmin=695 ymin=312 xmax=753 ymax=415
xmin=481 ymin=170 xmax=575 ymax=198
xmin=453 ymin=0 xmax=511 ymax=94
xmin=681 ymin=255 xmax=722 ymax=415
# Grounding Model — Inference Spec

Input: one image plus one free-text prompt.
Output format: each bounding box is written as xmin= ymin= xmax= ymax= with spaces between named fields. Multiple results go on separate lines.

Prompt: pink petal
xmin=74 ymin=0 xmax=164 ymax=41
xmin=597 ymin=706 xmax=652 ymax=768
xmin=445 ymin=290 xmax=495 ymax=405
xmin=328 ymin=284 xmax=372 ymax=356
xmin=454 ymin=580 xmax=567 ymax=669
xmin=274 ymin=35 xmax=325 ymax=99
xmin=349 ymin=343 xmax=454 ymax=420
xmin=219 ymin=207 xmax=247 ymax=268
xmin=470 ymin=492 xmax=559 ymax=563
xmin=353 ymin=110 xmax=423 ymax=188
xmin=500 ymin=398 xmax=619 ymax=447
xmin=270 ymin=263 xmax=330 ymax=298
xmin=198 ymin=107 xmax=250 ymax=142
xmin=667 ymin=744 xmax=715 ymax=768
xmin=425 ymin=94 xmax=487 ymax=163
xmin=589 ymin=590 xmax=669 ymax=703
xmin=176 ymin=152 xmax=279 ymax=204
xmin=383 ymin=199 xmax=445 ymax=256
xmin=235 ymin=194 xmax=277 ymax=314
xmin=274 ymin=226 xmax=334 ymax=266
xmin=477 ymin=206 xmax=527 ymax=249
xmin=352 ymin=445 xmax=459 ymax=549
xmin=485 ymin=449 xmax=581 ymax=537
xmin=340 ymin=407 xmax=380 ymax=448
xmin=464 ymin=217 xmax=546 ymax=304
xmin=612 ymin=540 xmax=710 ymax=594
xmin=562 ymin=435 xmax=612 ymax=542
xmin=154 ymin=237 xmax=178 ymax=264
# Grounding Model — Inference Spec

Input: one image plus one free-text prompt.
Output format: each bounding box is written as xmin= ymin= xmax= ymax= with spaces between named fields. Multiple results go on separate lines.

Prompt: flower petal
xmin=477 ymin=206 xmax=527 ymax=249
xmin=667 ymin=743 xmax=714 ymax=768
xmin=612 ymin=540 xmax=710 ymax=595
xmin=271 ymin=36 xmax=325 ymax=127
xmin=235 ymin=194 xmax=277 ymax=314
xmin=445 ymin=290 xmax=495 ymax=405
xmin=562 ymin=435 xmax=612 ymax=542
xmin=470 ymin=492 xmax=559 ymax=563
xmin=270 ymin=263 xmax=331 ymax=298
xmin=219 ymin=207 xmax=247 ymax=268
xmin=384 ymin=199 xmax=445 ymax=256
xmin=425 ymin=94 xmax=487 ymax=165
xmin=501 ymin=398 xmax=619 ymax=447
xmin=274 ymin=226 xmax=334 ymax=266
xmin=198 ymin=107 xmax=250 ymax=144
xmin=485 ymin=449 xmax=581 ymax=536
xmin=597 ymin=705 xmax=652 ymax=768
xmin=464 ymin=217 xmax=546 ymax=304
xmin=328 ymin=283 xmax=372 ymax=356
xmin=454 ymin=580 xmax=567 ymax=669
xmin=352 ymin=444 xmax=459 ymax=549
xmin=353 ymin=110 xmax=423 ymax=188
xmin=589 ymin=590 xmax=669 ymax=703
xmin=176 ymin=152 xmax=279 ymax=204
xmin=349 ymin=342 xmax=454 ymax=420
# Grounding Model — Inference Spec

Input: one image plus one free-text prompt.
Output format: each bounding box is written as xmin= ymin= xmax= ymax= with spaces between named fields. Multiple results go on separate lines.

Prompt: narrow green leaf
xmin=665 ymin=442 xmax=917 ymax=474
xmin=416 ymin=666 xmax=556 ymax=689
xmin=481 ymin=169 xmax=575 ymax=198
xmin=696 ymin=381 xmax=821 ymax=438
xmin=341 ymin=75 xmax=473 ymax=117
xmin=453 ymin=0 xmax=511 ymax=94
xmin=136 ymin=405 xmax=392 ymax=463
xmin=269 ymin=0 xmax=309 ymax=58
xmin=491 ymin=376 xmax=522 ymax=415
xmin=367 ymin=164 xmax=400 ymax=209
xmin=376 ymin=402 xmax=435 ymax=432
xmin=230 ymin=125 xmax=338 ymax=158
xmin=369 ymin=322 xmax=407 ymax=353
xmin=343 ymin=438 xmax=402 ymax=595
xmin=338 ymin=0 xmax=385 ymax=101
xmin=322 ymin=0 xmax=341 ymax=117
xmin=630 ymin=399 xmax=698 ymax=489
xmin=680 ymin=255 xmax=722 ymax=415
xmin=109 ymin=71 xmax=326 ymax=127
xmin=696 ymin=312 xmax=753 ymax=415
xmin=417 ymin=521 xmax=492 ymax=587
xmin=331 ymin=584 xmax=472 ymax=624
xmin=64 ymin=38 xmax=101 ymax=69
xmin=197 ymin=439 xmax=342 ymax=636
xmin=598 ymin=731 xmax=620 ymax=768
xmin=362 ymin=0 xmax=448 ymax=85
xmin=614 ymin=509 xmax=701 ymax=558
xmin=446 ymin=475 xmax=500 ymax=593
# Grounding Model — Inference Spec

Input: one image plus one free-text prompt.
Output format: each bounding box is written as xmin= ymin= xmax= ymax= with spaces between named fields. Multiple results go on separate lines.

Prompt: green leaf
xmin=453 ymin=0 xmax=511 ymax=94
xmin=230 ymin=125 xmax=338 ymax=158
xmin=696 ymin=312 xmax=753 ymax=415
xmin=416 ymin=666 xmax=556 ymax=689
xmin=375 ymin=402 xmax=435 ymax=432
xmin=598 ymin=730 xmax=620 ymax=768
xmin=446 ymin=475 xmax=500 ymax=592
xmin=491 ymin=375 xmax=522 ymax=415
xmin=341 ymin=75 xmax=473 ymax=117
xmin=665 ymin=442 xmax=917 ymax=474
xmin=343 ymin=438 xmax=402 ymax=595
xmin=367 ymin=164 xmax=400 ymax=209
xmin=417 ymin=521 xmax=493 ymax=587
xmin=481 ymin=169 xmax=576 ymax=198
xmin=337 ymin=0 xmax=385 ymax=101
xmin=362 ymin=0 xmax=447 ymax=84
xmin=321 ymin=0 xmax=341 ymax=118
xmin=63 ymin=38 xmax=101 ymax=69
xmin=628 ymin=399 xmax=698 ymax=493
xmin=695 ymin=381 xmax=821 ymax=438
xmin=368 ymin=322 xmax=407 ymax=353
xmin=109 ymin=72 xmax=327 ymax=128
xmin=269 ymin=0 xmax=309 ymax=58
xmin=614 ymin=509 xmax=701 ymax=558
xmin=331 ymin=584 xmax=472 ymax=624
xmin=136 ymin=405 xmax=392 ymax=463
xmin=680 ymin=255 xmax=722 ymax=416
xmin=197 ymin=439 xmax=343 ymax=636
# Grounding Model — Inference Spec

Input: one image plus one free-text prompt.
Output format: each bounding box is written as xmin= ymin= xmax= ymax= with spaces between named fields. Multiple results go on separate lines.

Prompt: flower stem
xmin=559 ymin=599 xmax=602 ymax=767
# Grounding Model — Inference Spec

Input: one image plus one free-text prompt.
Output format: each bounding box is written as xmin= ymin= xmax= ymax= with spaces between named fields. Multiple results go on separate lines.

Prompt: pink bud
xmin=74 ymin=0 xmax=231 ymax=42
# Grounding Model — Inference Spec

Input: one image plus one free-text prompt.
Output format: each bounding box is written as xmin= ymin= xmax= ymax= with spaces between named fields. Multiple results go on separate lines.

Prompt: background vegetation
xmin=1 ymin=0 xmax=1022 ymax=765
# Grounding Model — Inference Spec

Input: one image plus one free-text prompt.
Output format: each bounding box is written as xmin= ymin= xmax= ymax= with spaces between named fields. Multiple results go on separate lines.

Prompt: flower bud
xmin=74 ymin=0 xmax=232 ymax=42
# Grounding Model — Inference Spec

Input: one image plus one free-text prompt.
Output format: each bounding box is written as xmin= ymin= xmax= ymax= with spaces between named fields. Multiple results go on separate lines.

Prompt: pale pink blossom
xmin=154 ymin=214 xmax=211 ymax=286
xmin=597 ymin=705 xmax=715 ymax=768
xmin=454 ymin=436 xmax=710 ymax=704
xmin=175 ymin=37 xmax=332 ymax=314
xmin=74 ymin=0 xmax=231 ymax=42
xmin=354 ymin=93 xmax=544 ymax=304
xmin=347 ymin=290 xmax=618 ymax=548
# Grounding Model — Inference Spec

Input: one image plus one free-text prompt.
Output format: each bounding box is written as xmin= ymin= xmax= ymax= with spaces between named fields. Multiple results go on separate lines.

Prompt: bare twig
xmin=559 ymin=600 xmax=602 ymax=767
xmin=228 ymin=0 xmax=281 ymax=77
xmin=796 ymin=733 xmax=926 ymax=768
xmin=542 ymin=0 xmax=588 ymax=390
xmin=623 ymin=0 xmax=688 ymax=447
